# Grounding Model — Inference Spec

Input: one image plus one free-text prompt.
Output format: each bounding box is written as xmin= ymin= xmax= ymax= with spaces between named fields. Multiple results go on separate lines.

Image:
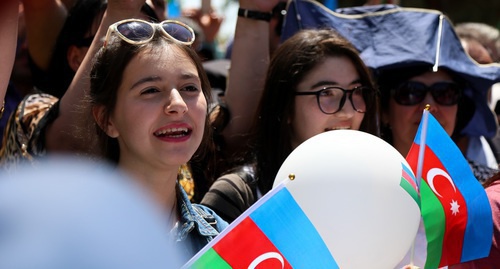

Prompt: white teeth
xmin=155 ymin=127 xmax=188 ymax=136
xmin=326 ymin=127 xmax=351 ymax=131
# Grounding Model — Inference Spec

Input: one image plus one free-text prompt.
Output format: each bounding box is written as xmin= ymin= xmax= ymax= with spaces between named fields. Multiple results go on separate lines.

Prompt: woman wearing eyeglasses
xmin=201 ymin=28 xmax=380 ymax=223
xmin=89 ymin=18 xmax=227 ymax=260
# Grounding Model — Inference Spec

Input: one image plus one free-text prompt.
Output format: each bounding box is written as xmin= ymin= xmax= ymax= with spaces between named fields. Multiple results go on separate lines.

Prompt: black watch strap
xmin=238 ymin=8 xmax=272 ymax=22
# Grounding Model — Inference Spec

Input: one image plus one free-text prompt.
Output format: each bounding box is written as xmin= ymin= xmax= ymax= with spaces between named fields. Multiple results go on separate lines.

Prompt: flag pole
xmin=409 ymin=105 xmax=430 ymax=268
xmin=415 ymin=105 xmax=430 ymax=189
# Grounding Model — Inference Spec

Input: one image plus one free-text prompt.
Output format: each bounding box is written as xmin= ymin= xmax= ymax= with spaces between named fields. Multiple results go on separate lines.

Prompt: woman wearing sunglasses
xmin=89 ymin=18 xmax=227 ymax=260
xmin=378 ymin=66 xmax=498 ymax=182
xmin=327 ymin=6 xmax=500 ymax=268
xmin=201 ymin=28 xmax=380 ymax=223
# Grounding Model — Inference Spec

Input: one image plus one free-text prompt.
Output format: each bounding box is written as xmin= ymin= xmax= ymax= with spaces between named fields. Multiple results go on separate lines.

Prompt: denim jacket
xmin=172 ymin=183 xmax=228 ymax=263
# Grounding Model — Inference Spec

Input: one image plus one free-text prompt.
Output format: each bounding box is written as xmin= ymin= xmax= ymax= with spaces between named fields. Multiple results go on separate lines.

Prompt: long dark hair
xmin=89 ymin=29 xmax=215 ymax=200
xmin=248 ymin=29 xmax=380 ymax=194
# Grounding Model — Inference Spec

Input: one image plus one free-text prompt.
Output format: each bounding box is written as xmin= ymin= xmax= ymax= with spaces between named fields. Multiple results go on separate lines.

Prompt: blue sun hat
xmin=281 ymin=0 xmax=500 ymax=138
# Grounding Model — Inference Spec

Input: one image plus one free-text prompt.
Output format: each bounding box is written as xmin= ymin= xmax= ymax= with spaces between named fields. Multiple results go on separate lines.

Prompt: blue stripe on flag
xmin=249 ymin=187 xmax=339 ymax=268
xmin=402 ymin=163 xmax=416 ymax=182
xmin=415 ymin=114 xmax=493 ymax=260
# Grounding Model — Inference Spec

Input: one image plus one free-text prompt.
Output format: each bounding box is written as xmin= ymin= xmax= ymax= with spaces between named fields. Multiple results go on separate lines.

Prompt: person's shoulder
xmin=206 ymin=167 xmax=257 ymax=199
xmin=18 ymin=92 xmax=59 ymax=120
xmin=213 ymin=172 xmax=250 ymax=190
xmin=486 ymin=181 xmax=500 ymax=196
xmin=0 ymin=92 xmax=59 ymax=167
xmin=468 ymin=159 xmax=499 ymax=183
xmin=200 ymin=165 xmax=258 ymax=223
xmin=16 ymin=92 xmax=60 ymax=143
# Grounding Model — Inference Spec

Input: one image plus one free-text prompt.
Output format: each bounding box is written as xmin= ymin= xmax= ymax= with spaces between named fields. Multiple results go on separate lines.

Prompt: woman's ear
xmin=67 ymin=45 xmax=87 ymax=72
xmin=92 ymin=105 xmax=119 ymax=138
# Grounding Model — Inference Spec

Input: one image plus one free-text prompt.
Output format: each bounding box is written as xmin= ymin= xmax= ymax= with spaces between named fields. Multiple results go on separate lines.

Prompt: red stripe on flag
xmin=418 ymin=144 xmax=469 ymax=266
xmin=212 ymin=217 xmax=292 ymax=268
xmin=402 ymin=167 xmax=418 ymax=190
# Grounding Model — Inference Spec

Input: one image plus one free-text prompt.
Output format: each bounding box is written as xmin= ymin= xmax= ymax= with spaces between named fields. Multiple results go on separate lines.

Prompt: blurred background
xmin=176 ymin=0 xmax=499 ymax=59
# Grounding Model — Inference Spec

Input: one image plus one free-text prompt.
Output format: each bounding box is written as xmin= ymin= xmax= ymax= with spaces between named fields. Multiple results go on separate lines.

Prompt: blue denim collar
xmin=172 ymin=182 xmax=219 ymax=242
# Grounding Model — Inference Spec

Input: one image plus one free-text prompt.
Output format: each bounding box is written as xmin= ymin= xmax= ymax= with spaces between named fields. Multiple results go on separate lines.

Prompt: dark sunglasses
xmin=392 ymin=81 xmax=462 ymax=106
xmin=103 ymin=19 xmax=195 ymax=48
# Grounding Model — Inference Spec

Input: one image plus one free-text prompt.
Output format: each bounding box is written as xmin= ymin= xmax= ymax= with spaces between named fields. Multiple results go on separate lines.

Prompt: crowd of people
xmin=0 ymin=0 xmax=499 ymax=268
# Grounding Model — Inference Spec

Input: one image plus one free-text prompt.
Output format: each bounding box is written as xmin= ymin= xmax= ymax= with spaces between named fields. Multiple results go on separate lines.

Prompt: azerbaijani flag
xmin=183 ymin=181 xmax=339 ymax=268
xmin=400 ymin=162 xmax=420 ymax=208
xmin=405 ymin=110 xmax=493 ymax=268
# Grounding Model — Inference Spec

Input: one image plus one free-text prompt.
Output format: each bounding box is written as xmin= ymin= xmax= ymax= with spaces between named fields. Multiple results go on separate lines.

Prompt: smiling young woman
xmin=89 ymin=18 xmax=227 ymax=262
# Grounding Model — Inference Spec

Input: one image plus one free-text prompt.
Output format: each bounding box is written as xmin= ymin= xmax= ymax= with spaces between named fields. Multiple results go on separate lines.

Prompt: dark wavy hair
xmin=247 ymin=28 xmax=380 ymax=194
xmin=89 ymin=29 xmax=215 ymax=201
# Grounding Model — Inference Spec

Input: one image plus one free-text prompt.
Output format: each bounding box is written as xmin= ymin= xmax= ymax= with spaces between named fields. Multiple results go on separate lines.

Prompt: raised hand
xmin=182 ymin=7 xmax=223 ymax=43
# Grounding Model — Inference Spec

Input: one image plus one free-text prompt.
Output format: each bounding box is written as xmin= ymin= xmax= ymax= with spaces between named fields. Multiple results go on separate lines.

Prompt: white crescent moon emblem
xmin=426 ymin=168 xmax=456 ymax=197
xmin=248 ymin=252 xmax=285 ymax=269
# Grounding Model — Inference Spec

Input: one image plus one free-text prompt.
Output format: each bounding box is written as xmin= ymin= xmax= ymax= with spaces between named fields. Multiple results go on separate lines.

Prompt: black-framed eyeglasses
xmin=294 ymin=86 xmax=371 ymax=114
xmin=392 ymin=81 xmax=462 ymax=106
xmin=103 ymin=19 xmax=195 ymax=48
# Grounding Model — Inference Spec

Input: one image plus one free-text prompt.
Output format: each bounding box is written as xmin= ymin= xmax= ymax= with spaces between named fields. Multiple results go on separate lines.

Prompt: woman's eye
xmin=182 ymin=85 xmax=200 ymax=92
xmin=320 ymin=89 xmax=336 ymax=96
xmin=141 ymin=87 xmax=160 ymax=95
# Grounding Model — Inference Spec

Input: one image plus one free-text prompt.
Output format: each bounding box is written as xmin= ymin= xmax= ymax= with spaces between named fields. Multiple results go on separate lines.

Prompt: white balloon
xmin=273 ymin=130 xmax=420 ymax=269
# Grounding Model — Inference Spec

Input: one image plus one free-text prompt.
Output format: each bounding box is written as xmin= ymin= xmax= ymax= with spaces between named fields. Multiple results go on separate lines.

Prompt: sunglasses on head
xmin=391 ymin=81 xmax=462 ymax=106
xmin=103 ymin=19 xmax=195 ymax=48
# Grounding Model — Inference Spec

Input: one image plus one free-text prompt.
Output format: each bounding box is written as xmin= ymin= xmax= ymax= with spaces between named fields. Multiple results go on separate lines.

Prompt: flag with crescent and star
xmin=405 ymin=109 xmax=493 ymax=268
xmin=183 ymin=182 xmax=339 ymax=269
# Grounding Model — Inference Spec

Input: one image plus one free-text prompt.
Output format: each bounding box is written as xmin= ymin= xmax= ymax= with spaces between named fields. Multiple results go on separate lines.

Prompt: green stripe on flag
xmin=420 ymin=180 xmax=445 ymax=269
xmin=400 ymin=177 xmax=421 ymax=208
xmin=189 ymin=248 xmax=232 ymax=269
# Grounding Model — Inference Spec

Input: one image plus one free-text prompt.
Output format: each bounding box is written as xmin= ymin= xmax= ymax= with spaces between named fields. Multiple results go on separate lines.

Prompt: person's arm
xmin=45 ymin=0 xmax=147 ymax=154
xmin=0 ymin=0 xmax=19 ymax=104
xmin=221 ymin=0 xmax=279 ymax=153
xmin=22 ymin=0 xmax=67 ymax=71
